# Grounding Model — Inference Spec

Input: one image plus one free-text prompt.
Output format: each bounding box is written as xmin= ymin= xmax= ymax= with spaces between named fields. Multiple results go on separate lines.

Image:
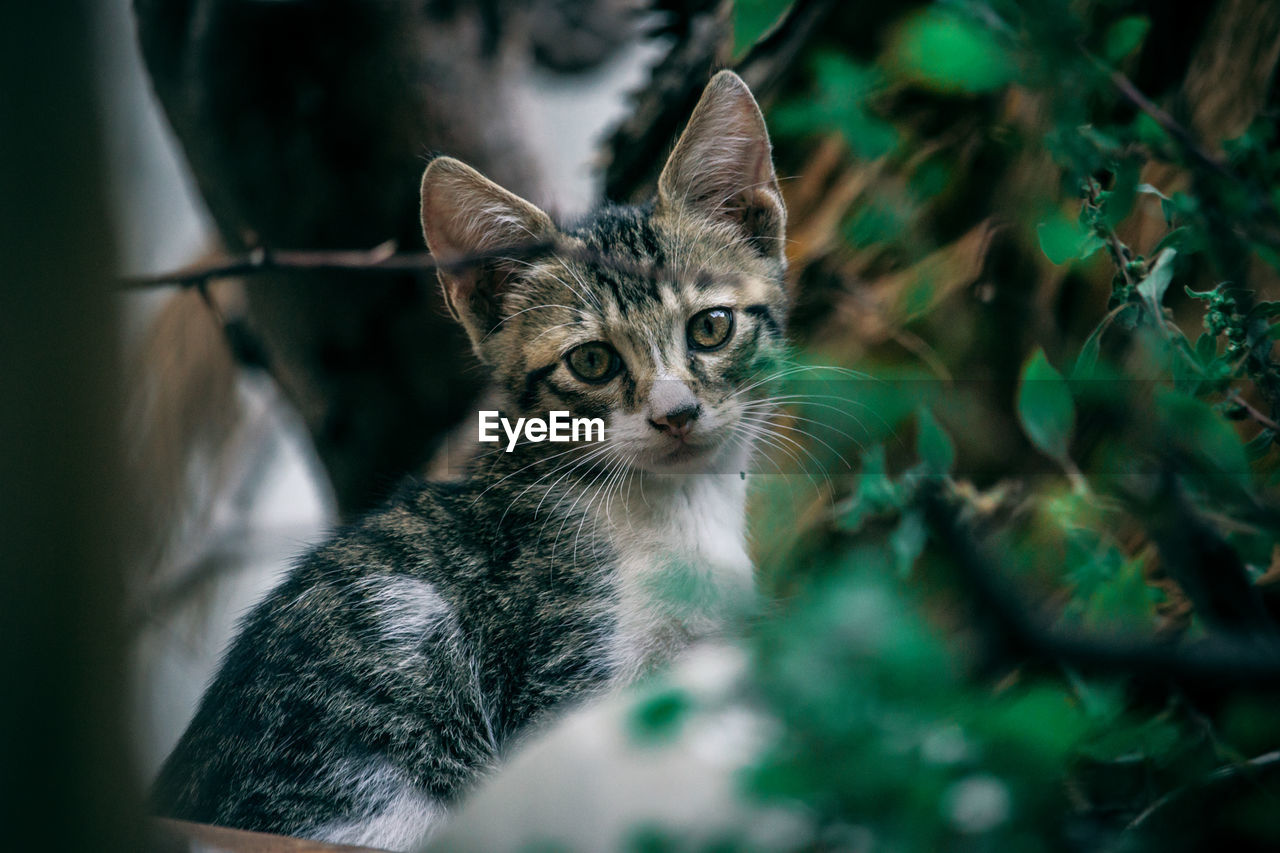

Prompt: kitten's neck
xmin=473 ymin=434 xmax=756 ymax=680
xmin=596 ymin=442 xmax=757 ymax=680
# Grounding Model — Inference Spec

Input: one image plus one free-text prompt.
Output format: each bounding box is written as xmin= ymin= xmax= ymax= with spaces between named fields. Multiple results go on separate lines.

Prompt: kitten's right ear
xmin=657 ymin=71 xmax=785 ymax=261
xmin=420 ymin=157 xmax=556 ymax=353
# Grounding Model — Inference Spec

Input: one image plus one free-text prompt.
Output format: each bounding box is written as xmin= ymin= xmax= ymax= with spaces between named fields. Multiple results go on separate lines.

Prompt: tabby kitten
xmin=151 ymin=71 xmax=788 ymax=851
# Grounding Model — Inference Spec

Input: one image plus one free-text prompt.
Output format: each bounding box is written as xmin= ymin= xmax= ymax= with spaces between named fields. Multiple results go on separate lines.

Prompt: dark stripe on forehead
xmin=592 ymin=266 xmax=627 ymax=312
xmin=574 ymin=204 xmax=665 ymax=265
xmin=746 ymin=304 xmax=782 ymax=339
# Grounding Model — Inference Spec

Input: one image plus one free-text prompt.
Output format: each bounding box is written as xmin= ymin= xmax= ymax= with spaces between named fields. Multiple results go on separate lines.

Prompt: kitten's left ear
xmin=420 ymin=157 xmax=557 ymax=355
xmin=657 ymin=70 xmax=786 ymax=260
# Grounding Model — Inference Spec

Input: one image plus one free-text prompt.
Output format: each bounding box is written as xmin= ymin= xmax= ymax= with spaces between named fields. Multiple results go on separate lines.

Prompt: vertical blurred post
xmin=0 ymin=2 xmax=142 ymax=851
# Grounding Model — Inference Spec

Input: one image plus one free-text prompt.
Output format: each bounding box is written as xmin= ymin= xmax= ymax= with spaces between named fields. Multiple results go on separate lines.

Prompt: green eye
xmin=565 ymin=342 xmax=622 ymax=383
xmin=687 ymin=307 xmax=734 ymax=350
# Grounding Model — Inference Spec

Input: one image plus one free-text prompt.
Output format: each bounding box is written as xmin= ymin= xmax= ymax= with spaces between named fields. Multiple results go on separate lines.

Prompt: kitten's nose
xmin=650 ymin=403 xmax=701 ymax=437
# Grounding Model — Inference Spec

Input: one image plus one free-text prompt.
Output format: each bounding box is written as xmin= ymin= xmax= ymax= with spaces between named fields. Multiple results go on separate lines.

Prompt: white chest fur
xmin=600 ymin=472 xmax=754 ymax=682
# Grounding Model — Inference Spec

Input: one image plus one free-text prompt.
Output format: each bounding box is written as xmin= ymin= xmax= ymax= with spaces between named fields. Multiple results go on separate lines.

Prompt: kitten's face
xmin=487 ymin=207 xmax=787 ymax=474
xmin=422 ymin=71 xmax=787 ymax=475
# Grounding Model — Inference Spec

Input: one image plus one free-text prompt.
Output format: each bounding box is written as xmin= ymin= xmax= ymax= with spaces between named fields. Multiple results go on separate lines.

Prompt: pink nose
xmin=650 ymin=404 xmax=700 ymax=437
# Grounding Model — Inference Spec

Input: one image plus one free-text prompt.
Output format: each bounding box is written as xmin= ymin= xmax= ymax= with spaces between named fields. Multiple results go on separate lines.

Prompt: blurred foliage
xmin=627 ymin=0 xmax=1280 ymax=851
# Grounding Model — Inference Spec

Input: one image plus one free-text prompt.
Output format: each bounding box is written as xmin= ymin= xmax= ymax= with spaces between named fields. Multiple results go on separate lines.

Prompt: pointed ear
xmin=657 ymin=70 xmax=786 ymax=260
xmin=420 ymin=157 xmax=556 ymax=353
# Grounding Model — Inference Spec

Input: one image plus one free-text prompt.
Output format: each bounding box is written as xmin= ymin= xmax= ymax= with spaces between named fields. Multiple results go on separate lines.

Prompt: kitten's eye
xmin=565 ymin=342 xmax=622 ymax=383
xmin=687 ymin=307 xmax=734 ymax=351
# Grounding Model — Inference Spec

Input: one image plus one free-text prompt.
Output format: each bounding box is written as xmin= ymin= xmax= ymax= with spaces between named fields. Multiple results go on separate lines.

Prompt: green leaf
xmin=1102 ymin=16 xmax=1150 ymax=63
xmin=1134 ymin=112 xmax=1170 ymax=148
xmin=1105 ymin=161 xmax=1140 ymax=226
xmin=1080 ymin=715 xmax=1181 ymax=763
xmin=1244 ymin=429 xmax=1275 ymax=461
xmin=1137 ymin=248 xmax=1177 ymax=314
xmin=889 ymin=9 xmax=1017 ymax=94
xmin=1018 ymin=349 xmax=1076 ymax=462
xmin=628 ymin=687 xmax=691 ymax=744
xmin=732 ymin=0 xmax=793 ymax=55
xmin=916 ymin=406 xmax=955 ymax=474
xmin=890 ymin=510 xmax=928 ymax=578
xmin=1153 ymin=226 xmax=1190 ymax=254
xmin=1082 ymin=555 xmax=1157 ymax=632
xmin=1155 ymin=388 xmax=1249 ymax=479
xmin=1247 ymin=301 xmax=1280 ymax=321
xmin=838 ymin=445 xmax=902 ymax=531
xmin=1073 ymin=304 xmax=1138 ymax=379
xmin=1194 ymin=332 xmax=1218 ymax=365
xmin=1038 ymin=216 xmax=1104 ymax=265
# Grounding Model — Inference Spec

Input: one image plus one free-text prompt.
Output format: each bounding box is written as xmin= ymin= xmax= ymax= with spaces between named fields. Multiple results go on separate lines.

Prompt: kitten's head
xmin=421 ymin=71 xmax=787 ymax=474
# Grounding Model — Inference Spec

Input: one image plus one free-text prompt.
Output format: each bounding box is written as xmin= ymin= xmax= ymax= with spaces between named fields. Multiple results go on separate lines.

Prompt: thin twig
xmin=1127 ymin=749 xmax=1280 ymax=832
xmin=1227 ymin=388 xmax=1280 ymax=432
xmin=121 ymin=242 xmax=426 ymax=289
xmin=1102 ymin=63 xmax=1280 ymax=248
xmin=118 ymin=238 xmax=749 ymax=292
xmin=1106 ymin=68 xmax=1237 ymax=182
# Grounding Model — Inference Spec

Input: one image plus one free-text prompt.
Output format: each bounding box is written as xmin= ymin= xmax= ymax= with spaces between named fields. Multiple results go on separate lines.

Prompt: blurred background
xmin=6 ymin=0 xmax=1280 ymax=851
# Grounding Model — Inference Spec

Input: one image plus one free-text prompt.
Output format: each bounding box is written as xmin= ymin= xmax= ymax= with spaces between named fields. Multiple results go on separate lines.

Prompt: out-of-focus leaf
xmin=1244 ymin=429 xmax=1276 ymax=461
xmin=1153 ymin=226 xmax=1190 ymax=254
xmin=627 ymin=687 xmax=690 ymax=744
xmin=1155 ymin=387 xmax=1249 ymax=479
xmin=1247 ymin=301 xmax=1280 ymax=321
xmin=1194 ymin=332 xmax=1218 ymax=365
xmin=890 ymin=509 xmax=928 ymax=577
xmin=1135 ymin=112 xmax=1171 ymax=149
xmin=732 ymin=0 xmax=793 ymax=55
xmin=916 ymin=406 xmax=955 ymax=474
xmin=1081 ymin=554 xmax=1157 ymax=632
xmin=1106 ymin=160 xmax=1140 ymax=226
xmin=889 ymin=9 xmax=1017 ymax=94
xmin=772 ymin=52 xmax=900 ymax=159
xmin=973 ymin=686 xmax=1091 ymax=767
xmin=1038 ymin=216 xmax=1103 ymax=265
xmin=1138 ymin=248 xmax=1177 ymax=314
xmin=1080 ymin=125 xmax=1124 ymax=156
xmin=838 ymin=446 xmax=902 ymax=531
xmin=1018 ymin=349 xmax=1076 ymax=462
xmin=1102 ymin=15 xmax=1150 ymax=63
xmin=1074 ymin=304 xmax=1139 ymax=379
xmin=1079 ymin=715 xmax=1181 ymax=764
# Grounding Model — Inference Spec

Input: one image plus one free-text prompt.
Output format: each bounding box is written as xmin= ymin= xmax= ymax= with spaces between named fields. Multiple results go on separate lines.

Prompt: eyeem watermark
xmin=479 ymin=411 xmax=605 ymax=452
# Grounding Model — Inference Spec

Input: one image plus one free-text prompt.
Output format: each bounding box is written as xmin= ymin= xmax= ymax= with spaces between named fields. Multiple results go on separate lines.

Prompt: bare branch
xmin=1103 ymin=63 xmax=1280 ymax=248
xmin=118 ymin=238 xmax=734 ymax=292
xmin=1127 ymin=749 xmax=1280 ymax=833
xmin=119 ymin=241 xmax=560 ymax=290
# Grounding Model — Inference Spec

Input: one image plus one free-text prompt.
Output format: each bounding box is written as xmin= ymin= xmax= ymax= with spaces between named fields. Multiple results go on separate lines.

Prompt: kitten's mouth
xmin=641 ymin=437 xmax=720 ymax=472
